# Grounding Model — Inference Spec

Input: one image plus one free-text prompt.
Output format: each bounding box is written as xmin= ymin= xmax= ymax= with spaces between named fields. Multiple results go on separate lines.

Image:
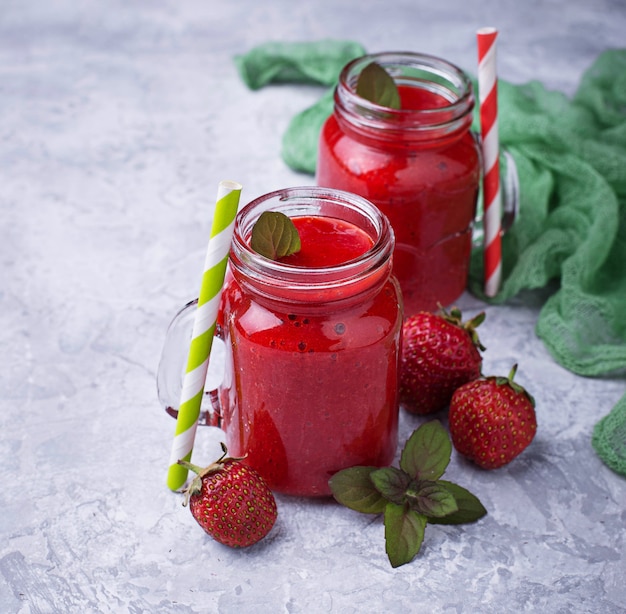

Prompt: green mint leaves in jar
xmin=356 ymin=61 xmax=401 ymax=109
xmin=250 ymin=211 xmax=301 ymax=261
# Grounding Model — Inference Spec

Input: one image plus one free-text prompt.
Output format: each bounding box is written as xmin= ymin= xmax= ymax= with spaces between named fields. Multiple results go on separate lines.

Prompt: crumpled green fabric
xmin=592 ymin=392 xmax=626 ymax=477
xmin=235 ymin=41 xmax=626 ymax=477
xmin=469 ymin=53 xmax=626 ymax=378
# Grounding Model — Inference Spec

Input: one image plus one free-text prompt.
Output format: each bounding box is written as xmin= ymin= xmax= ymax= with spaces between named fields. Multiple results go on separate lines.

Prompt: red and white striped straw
xmin=477 ymin=27 xmax=502 ymax=297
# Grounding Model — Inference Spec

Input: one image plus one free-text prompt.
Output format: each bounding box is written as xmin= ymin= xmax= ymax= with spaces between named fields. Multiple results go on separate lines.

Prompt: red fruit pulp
xmin=399 ymin=85 xmax=451 ymax=110
xmin=317 ymin=85 xmax=480 ymax=316
xmin=218 ymin=215 xmax=401 ymax=496
xmin=280 ymin=216 xmax=373 ymax=267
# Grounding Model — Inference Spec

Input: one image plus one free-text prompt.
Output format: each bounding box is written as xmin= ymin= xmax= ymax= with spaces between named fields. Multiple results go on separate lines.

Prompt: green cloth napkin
xmin=235 ymin=41 xmax=626 ymax=477
xmin=593 ymin=392 xmax=626 ymax=477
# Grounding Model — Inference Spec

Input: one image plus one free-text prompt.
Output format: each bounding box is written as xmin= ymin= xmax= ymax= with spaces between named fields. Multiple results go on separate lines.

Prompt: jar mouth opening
xmin=230 ymin=187 xmax=394 ymax=287
xmin=336 ymin=51 xmax=475 ymax=131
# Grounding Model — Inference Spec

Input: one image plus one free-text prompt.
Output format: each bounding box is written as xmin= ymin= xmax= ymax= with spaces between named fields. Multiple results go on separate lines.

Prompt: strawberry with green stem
xmin=329 ymin=421 xmax=487 ymax=568
xmin=449 ymin=364 xmax=537 ymax=469
xmin=178 ymin=443 xmax=278 ymax=548
xmin=400 ymin=306 xmax=486 ymax=415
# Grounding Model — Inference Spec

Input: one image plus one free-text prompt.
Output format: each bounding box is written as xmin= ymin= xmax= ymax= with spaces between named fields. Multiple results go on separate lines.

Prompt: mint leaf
xmin=427 ymin=481 xmax=487 ymax=525
xmin=383 ymin=502 xmax=427 ymax=568
xmin=328 ymin=466 xmax=387 ymax=514
xmin=406 ymin=481 xmax=458 ymax=518
xmin=328 ymin=422 xmax=488 ymax=568
xmin=250 ymin=211 xmax=301 ymax=261
xmin=370 ymin=466 xmax=411 ymax=505
xmin=356 ymin=62 xmax=401 ymax=109
xmin=400 ymin=420 xmax=451 ymax=480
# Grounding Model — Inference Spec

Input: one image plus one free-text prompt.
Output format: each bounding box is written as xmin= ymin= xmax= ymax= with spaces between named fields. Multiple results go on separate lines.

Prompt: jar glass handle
xmin=156 ymin=299 xmax=224 ymax=427
xmin=471 ymin=135 xmax=520 ymax=246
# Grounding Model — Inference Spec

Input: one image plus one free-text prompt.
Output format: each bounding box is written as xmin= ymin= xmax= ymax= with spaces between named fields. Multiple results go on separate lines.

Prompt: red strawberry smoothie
xmin=317 ymin=84 xmax=480 ymax=315
xmin=218 ymin=214 xmax=401 ymax=496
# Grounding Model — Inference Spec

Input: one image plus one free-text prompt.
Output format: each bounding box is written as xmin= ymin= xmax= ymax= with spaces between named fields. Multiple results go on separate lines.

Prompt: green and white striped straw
xmin=167 ymin=180 xmax=242 ymax=491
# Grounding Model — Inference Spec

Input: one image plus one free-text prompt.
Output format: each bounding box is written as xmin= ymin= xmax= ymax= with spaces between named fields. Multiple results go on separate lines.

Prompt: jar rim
xmin=229 ymin=187 xmax=395 ymax=297
xmin=335 ymin=51 xmax=475 ymax=137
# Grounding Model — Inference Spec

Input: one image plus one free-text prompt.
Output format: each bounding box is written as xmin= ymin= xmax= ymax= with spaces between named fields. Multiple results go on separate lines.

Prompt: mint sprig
xmin=328 ymin=420 xmax=487 ymax=568
xmin=250 ymin=211 xmax=301 ymax=261
xmin=355 ymin=61 xmax=401 ymax=109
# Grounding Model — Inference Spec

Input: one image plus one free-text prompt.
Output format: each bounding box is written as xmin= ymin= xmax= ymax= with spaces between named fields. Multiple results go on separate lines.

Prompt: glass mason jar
xmin=158 ymin=187 xmax=403 ymax=497
xmin=317 ymin=52 xmax=482 ymax=316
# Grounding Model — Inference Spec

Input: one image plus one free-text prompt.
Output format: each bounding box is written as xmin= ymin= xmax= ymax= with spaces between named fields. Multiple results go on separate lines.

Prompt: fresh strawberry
xmin=448 ymin=364 xmax=537 ymax=469
xmin=399 ymin=306 xmax=485 ymax=415
xmin=178 ymin=444 xmax=277 ymax=548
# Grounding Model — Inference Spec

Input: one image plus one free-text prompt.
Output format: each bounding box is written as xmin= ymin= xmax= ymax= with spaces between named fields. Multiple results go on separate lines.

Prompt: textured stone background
xmin=1 ymin=1 xmax=625 ymax=612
